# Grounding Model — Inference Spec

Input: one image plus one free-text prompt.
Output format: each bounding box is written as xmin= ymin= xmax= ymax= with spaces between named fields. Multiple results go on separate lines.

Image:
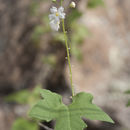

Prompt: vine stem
xmin=60 ymin=0 xmax=63 ymax=5
xmin=62 ymin=19 xmax=75 ymax=97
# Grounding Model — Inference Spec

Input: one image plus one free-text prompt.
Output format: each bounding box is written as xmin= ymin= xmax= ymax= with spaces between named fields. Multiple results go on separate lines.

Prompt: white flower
xmin=49 ymin=6 xmax=65 ymax=31
xmin=70 ymin=1 xmax=76 ymax=8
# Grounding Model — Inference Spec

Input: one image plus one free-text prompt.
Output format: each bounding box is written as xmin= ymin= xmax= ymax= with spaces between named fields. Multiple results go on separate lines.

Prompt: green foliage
xmin=5 ymin=86 xmax=41 ymax=130
xmin=5 ymin=85 xmax=41 ymax=105
xmin=42 ymin=55 xmax=57 ymax=66
xmin=54 ymin=8 xmax=88 ymax=61
xmin=127 ymin=100 xmax=130 ymax=107
xmin=88 ymin=0 xmax=104 ymax=8
xmin=30 ymin=0 xmax=50 ymax=16
xmin=65 ymin=8 xmax=90 ymax=61
xmin=70 ymin=23 xmax=89 ymax=61
xmin=71 ymin=23 xmax=89 ymax=45
xmin=67 ymin=9 xmax=82 ymax=25
xmin=30 ymin=1 xmax=39 ymax=16
xmin=31 ymin=24 xmax=50 ymax=43
xmin=31 ymin=14 xmax=51 ymax=45
xmin=71 ymin=46 xmax=82 ymax=61
xmin=5 ymin=90 xmax=30 ymax=104
xmin=29 ymin=89 xmax=114 ymax=130
xmin=54 ymin=32 xmax=65 ymax=43
xmin=125 ymin=90 xmax=130 ymax=107
xmin=12 ymin=118 xmax=38 ymax=130
xmin=125 ymin=90 xmax=130 ymax=94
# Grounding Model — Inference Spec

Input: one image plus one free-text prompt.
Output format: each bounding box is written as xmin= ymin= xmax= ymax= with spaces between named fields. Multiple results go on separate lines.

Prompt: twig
xmin=38 ymin=122 xmax=53 ymax=130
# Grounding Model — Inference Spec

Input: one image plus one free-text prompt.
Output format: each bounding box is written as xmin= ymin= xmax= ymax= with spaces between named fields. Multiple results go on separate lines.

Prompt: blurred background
xmin=0 ymin=0 xmax=130 ymax=130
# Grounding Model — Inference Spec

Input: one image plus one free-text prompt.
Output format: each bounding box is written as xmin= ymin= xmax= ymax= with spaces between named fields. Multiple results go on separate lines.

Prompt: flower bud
xmin=70 ymin=1 xmax=76 ymax=8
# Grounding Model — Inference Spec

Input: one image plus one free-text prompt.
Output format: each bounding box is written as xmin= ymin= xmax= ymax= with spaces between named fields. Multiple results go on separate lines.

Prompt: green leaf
xmin=5 ymin=90 xmax=30 ymax=104
xmin=12 ymin=118 xmax=38 ymax=130
xmin=5 ymin=85 xmax=41 ymax=105
xmin=28 ymin=85 xmax=42 ymax=106
xmin=67 ymin=9 xmax=82 ymax=25
xmin=88 ymin=0 xmax=104 ymax=8
xmin=125 ymin=90 xmax=130 ymax=94
xmin=125 ymin=90 xmax=130 ymax=107
xmin=29 ymin=89 xmax=114 ymax=130
xmin=127 ymin=100 xmax=130 ymax=107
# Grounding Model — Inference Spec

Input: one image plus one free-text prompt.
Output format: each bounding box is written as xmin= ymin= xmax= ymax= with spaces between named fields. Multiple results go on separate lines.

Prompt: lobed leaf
xmin=29 ymin=89 xmax=114 ymax=130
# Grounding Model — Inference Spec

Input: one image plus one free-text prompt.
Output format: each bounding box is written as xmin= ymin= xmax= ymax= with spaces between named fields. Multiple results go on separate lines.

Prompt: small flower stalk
xmin=49 ymin=6 xmax=66 ymax=31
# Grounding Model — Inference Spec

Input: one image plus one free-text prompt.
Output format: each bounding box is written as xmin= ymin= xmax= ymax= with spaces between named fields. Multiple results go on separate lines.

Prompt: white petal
xmin=49 ymin=14 xmax=55 ymax=21
xmin=59 ymin=12 xmax=65 ymax=19
xmin=58 ymin=6 xmax=65 ymax=19
xmin=50 ymin=6 xmax=57 ymax=13
xmin=55 ymin=17 xmax=60 ymax=23
xmin=50 ymin=20 xmax=60 ymax=31
xmin=58 ymin=6 xmax=64 ymax=13
xmin=49 ymin=6 xmax=65 ymax=31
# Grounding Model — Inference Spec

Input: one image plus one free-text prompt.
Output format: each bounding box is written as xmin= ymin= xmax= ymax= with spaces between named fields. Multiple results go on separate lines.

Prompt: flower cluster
xmin=49 ymin=6 xmax=65 ymax=31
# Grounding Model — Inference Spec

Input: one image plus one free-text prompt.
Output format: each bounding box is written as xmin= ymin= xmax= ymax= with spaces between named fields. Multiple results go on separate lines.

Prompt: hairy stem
xmin=38 ymin=122 xmax=53 ymax=130
xmin=62 ymin=19 xmax=75 ymax=97
xmin=60 ymin=0 xmax=63 ymax=5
